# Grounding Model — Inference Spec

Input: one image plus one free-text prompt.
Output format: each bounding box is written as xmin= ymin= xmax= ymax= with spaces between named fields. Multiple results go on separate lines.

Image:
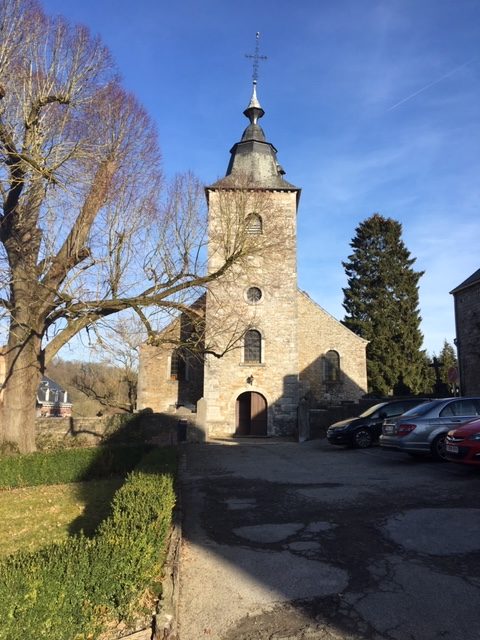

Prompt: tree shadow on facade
xmin=299 ymin=355 xmax=447 ymax=441
xmin=298 ymin=355 xmax=370 ymax=440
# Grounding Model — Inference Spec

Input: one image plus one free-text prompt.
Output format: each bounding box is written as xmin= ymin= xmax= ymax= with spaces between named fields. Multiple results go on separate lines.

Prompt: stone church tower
xmin=137 ymin=81 xmax=368 ymax=438
xmin=203 ymin=81 xmax=300 ymax=437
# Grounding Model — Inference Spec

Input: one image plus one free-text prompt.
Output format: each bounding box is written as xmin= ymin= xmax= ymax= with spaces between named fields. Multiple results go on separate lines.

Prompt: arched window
xmin=324 ymin=350 xmax=340 ymax=382
xmin=246 ymin=213 xmax=263 ymax=235
xmin=170 ymin=349 xmax=186 ymax=380
xmin=244 ymin=329 xmax=262 ymax=363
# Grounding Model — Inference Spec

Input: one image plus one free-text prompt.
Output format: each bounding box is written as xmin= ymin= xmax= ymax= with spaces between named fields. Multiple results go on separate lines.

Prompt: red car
xmin=445 ymin=418 xmax=480 ymax=466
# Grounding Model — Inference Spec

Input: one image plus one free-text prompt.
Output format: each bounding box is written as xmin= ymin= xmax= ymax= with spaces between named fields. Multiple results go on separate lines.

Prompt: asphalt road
xmin=177 ymin=438 xmax=480 ymax=640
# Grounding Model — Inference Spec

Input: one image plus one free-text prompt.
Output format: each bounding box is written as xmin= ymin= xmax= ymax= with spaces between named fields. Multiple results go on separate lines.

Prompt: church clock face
xmin=246 ymin=286 xmax=262 ymax=303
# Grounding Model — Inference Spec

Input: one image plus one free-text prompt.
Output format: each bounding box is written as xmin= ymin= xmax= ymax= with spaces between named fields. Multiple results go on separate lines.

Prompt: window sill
xmin=239 ymin=362 xmax=266 ymax=367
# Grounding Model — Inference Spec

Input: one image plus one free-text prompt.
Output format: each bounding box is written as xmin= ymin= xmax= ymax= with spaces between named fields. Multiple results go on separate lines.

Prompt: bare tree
xmin=0 ymin=1 xmax=273 ymax=452
xmin=72 ymin=317 xmax=143 ymax=413
xmin=73 ymin=362 xmax=136 ymax=414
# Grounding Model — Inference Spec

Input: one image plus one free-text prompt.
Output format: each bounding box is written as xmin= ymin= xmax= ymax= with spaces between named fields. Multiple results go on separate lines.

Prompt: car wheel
xmin=431 ymin=434 xmax=447 ymax=461
xmin=353 ymin=428 xmax=373 ymax=449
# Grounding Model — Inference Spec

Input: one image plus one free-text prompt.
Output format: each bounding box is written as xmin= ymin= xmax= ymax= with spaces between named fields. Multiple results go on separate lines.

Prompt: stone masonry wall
xmin=297 ymin=291 xmax=368 ymax=403
xmin=137 ymin=317 xmax=182 ymax=413
xmin=34 ymin=412 xmax=194 ymax=449
xmin=138 ymin=343 xmax=180 ymax=413
xmin=454 ymin=282 xmax=480 ymax=395
xmin=204 ymin=189 xmax=300 ymax=436
xmin=138 ymin=317 xmax=204 ymax=414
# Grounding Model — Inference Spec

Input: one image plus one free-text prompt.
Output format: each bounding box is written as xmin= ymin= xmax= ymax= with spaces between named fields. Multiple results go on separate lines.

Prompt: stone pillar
xmin=194 ymin=397 xmax=208 ymax=442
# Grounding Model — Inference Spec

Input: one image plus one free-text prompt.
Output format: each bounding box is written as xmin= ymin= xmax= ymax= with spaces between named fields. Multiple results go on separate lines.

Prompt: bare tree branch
xmin=0 ymin=1 xmax=276 ymax=452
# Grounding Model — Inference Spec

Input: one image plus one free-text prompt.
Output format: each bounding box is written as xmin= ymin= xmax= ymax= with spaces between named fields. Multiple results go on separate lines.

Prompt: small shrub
xmin=0 ymin=445 xmax=153 ymax=489
xmin=0 ymin=447 xmax=177 ymax=640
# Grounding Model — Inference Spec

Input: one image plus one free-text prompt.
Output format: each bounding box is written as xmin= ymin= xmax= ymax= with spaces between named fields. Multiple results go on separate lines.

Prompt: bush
xmin=0 ymin=448 xmax=177 ymax=640
xmin=0 ymin=444 xmax=155 ymax=489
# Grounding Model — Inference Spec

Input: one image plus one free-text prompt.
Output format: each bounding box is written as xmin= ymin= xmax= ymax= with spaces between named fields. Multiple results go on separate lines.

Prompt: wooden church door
xmin=236 ymin=392 xmax=267 ymax=436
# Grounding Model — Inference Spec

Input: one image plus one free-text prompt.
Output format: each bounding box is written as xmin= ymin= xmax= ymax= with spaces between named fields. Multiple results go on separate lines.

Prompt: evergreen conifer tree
xmin=342 ymin=214 xmax=425 ymax=395
xmin=438 ymin=340 xmax=458 ymax=392
xmin=420 ymin=351 xmax=436 ymax=394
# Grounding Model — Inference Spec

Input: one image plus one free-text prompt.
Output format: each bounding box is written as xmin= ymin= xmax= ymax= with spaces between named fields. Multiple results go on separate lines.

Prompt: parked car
xmin=326 ymin=398 xmax=428 ymax=449
xmin=445 ymin=418 xmax=480 ymax=466
xmin=380 ymin=397 xmax=480 ymax=461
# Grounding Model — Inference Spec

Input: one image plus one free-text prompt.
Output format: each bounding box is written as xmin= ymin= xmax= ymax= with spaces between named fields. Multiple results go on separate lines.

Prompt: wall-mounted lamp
xmin=246 ymin=375 xmax=254 ymax=385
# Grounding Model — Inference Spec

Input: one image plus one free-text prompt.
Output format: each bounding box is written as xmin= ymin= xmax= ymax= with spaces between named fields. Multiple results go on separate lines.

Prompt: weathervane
xmin=245 ymin=32 xmax=267 ymax=83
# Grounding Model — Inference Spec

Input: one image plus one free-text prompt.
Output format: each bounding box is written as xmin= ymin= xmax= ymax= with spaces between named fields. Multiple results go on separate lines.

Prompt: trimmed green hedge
xmin=0 ymin=444 xmax=156 ymax=489
xmin=0 ymin=447 xmax=177 ymax=640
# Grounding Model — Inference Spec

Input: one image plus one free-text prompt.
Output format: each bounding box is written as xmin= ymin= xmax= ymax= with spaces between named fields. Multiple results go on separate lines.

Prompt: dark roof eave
xmin=205 ymin=184 xmax=301 ymax=207
xmin=450 ymin=268 xmax=480 ymax=295
xmin=229 ymin=139 xmax=278 ymax=155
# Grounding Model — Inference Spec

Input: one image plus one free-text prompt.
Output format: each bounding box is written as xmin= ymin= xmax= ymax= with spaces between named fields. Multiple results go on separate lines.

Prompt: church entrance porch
xmin=235 ymin=392 xmax=267 ymax=436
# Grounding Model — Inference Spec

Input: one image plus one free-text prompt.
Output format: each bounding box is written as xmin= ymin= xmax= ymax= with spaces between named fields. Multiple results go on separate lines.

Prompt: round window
xmin=246 ymin=286 xmax=262 ymax=303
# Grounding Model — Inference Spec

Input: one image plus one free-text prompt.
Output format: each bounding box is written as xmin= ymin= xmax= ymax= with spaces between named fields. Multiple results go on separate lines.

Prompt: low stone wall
xmin=35 ymin=412 xmax=198 ymax=450
xmin=35 ymin=403 xmax=399 ymax=446
xmin=308 ymin=400 xmax=380 ymax=439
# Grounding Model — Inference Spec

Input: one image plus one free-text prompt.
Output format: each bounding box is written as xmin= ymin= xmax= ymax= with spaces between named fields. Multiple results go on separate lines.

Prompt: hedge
xmin=0 ymin=444 xmax=156 ymax=489
xmin=0 ymin=447 xmax=177 ymax=640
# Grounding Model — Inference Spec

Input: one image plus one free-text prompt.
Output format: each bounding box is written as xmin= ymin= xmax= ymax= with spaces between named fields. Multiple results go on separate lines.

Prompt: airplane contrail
xmin=387 ymin=58 xmax=477 ymax=111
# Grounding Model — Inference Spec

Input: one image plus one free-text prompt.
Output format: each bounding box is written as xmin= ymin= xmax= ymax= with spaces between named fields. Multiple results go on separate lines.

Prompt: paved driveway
xmin=178 ymin=438 xmax=480 ymax=640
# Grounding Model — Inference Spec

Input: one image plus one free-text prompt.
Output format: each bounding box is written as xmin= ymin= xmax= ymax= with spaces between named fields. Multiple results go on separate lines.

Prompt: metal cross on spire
xmin=245 ymin=32 xmax=268 ymax=83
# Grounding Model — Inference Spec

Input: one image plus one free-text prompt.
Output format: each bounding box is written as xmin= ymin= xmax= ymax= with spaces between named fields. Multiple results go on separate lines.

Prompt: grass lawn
xmin=0 ymin=476 xmax=124 ymax=558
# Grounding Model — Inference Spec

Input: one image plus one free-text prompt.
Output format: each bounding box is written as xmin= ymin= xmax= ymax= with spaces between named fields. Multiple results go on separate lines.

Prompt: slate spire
xmin=209 ymin=80 xmax=298 ymax=192
xmin=240 ymin=81 xmax=266 ymax=143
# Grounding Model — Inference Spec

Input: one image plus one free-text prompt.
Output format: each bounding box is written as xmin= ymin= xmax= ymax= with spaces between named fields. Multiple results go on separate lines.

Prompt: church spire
xmin=207 ymin=33 xmax=299 ymax=192
xmin=243 ymin=33 xmax=266 ymax=135
xmin=243 ymin=80 xmax=265 ymax=125
xmin=241 ymin=80 xmax=266 ymax=143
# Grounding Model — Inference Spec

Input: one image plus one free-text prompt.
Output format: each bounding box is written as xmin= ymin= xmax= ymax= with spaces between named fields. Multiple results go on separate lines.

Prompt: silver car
xmin=379 ymin=397 xmax=480 ymax=460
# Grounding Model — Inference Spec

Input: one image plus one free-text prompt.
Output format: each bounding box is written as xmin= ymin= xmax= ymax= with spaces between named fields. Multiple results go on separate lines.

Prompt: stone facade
xmin=137 ymin=82 xmax=368 ymax=438
xmin=203 ymin=188 xmax=300 ymax=436
xmin=138 ymin=340 xmax=204 ymax=414
xmin=297 ymin=291 xmax=367 ymax=403
xmin=137 ymin=304 xmax=204 ymax=416
xmin=451 ymin=269 xmax=480 ymax=395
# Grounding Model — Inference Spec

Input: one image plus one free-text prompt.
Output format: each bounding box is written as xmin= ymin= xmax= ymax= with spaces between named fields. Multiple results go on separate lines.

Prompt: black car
xmin=326 ymin=398 xmax=428 ymax=449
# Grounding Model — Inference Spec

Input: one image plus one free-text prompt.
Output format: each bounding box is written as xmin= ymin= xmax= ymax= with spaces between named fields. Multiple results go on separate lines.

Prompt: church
xmin=137 ymin=79 xmax=368 ymax=438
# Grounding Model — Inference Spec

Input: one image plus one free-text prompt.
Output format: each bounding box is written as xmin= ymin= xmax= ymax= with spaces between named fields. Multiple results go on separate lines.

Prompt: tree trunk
xmin=0 ymin=332 xmax=42 ymax=453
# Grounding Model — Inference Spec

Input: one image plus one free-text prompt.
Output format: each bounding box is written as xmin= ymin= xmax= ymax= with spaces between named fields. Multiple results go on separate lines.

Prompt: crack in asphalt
xmin=180 ymin=444 xmax=480 ymax=639
xmin=186 ymin=474 xmax=480 ymax=637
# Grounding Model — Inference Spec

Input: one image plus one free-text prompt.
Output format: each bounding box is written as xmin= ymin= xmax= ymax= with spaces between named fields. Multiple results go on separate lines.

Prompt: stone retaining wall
xmin=35 ymin=401 xmax=410 ymax=446
xmin=34 ymin=412 xmax=198 ymax=449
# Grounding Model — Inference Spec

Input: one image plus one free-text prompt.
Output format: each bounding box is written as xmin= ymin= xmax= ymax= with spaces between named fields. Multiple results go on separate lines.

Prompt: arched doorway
xmin=236 ymin=392 xmax=267 ymax=436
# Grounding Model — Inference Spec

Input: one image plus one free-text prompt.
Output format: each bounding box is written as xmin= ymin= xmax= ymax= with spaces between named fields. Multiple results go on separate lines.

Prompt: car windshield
xmin=401 ymin=400 xmax=439 ymax=417
xmin=359 ymin=403 xmax=385 ymax=418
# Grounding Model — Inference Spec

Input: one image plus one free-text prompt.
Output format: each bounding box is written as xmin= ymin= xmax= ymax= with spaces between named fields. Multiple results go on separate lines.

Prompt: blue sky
xmin=42 ymin=0 xmax=480 ymax=356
